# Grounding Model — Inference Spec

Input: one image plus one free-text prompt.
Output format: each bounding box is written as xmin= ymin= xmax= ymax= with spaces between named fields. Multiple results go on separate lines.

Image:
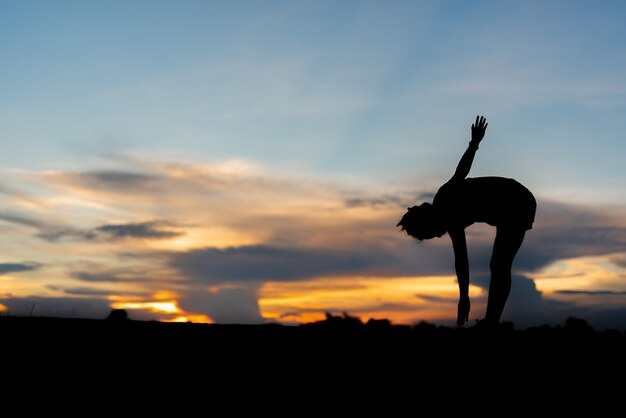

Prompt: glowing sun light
xmin=111 ymin=300 xmax=180 ymax=314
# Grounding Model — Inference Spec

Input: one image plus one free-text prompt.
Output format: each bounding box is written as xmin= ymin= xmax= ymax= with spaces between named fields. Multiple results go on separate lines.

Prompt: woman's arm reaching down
xmin=451 ymin=115 xmax=488 ymax=182
xmin=449 ymin=228 xmax=470 ymax=326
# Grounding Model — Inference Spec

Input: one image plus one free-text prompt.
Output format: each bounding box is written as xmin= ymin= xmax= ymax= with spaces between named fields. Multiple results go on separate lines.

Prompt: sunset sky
xmin=2 ymin=1 xmax=626 ymax=329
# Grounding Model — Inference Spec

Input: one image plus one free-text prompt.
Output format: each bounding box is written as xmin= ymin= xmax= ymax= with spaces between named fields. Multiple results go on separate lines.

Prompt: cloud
xmin=0 ymin=296 xmax=112 ymax=318
xmin=71 ymin=271 xmax=145 ymax=283
xmin=416 ymin=294 xmax=456 ymax=304
xmin=36 ymin=227 xmax=96 ymax=242
xmin=51 ymin=170 xmax=161 ymax=191
xmin=469 ymin=275 xmax=626 ymax=330
xmin=178 ymin=286 xmax=262 ymax=324
xmin=555 ymin=290 xmax=626 ymax=296
xmin=170 ymin=244 xmax=396 ymax=284
xmin=353 ymin=302 xmax=430 ymax=315
xmin=345 ymin=193 xmax=412 ymax=209
xmin=34 ymin=173 xmax=626 ymax=301
xmin=517 ymin=201 xmax=626 ymax=271
xmin=35 ymin=221 xmax=182 ymax=242
xmin=0 ymin=295 xmax=179 ymax=321
xmin=472 ymin=275 xmax=566 ymax=328
xmin=94 ymin=221 xmax=183 ymax=240
xmin=0 ymin=262 xmax=41 ymax=275
xmin=418 ymin=192 xmax=436 ymax=201
xmin=3 ymin=154 xmax=626 ymax=326
xmin=0 ymin=211 xmax=98 ymax=242
xmin=0 ymin=182 xmax=44 ymax=206
xmin=0 ymin=212 xmax=45 ymax=229
xmin=438 ymin=200 xmax=626 ymax=276
xmin=63 ymin=288 xmax=112 ymax=296
xmin=610 ymin=254 xmax=626 ymax=269
xmin=46 ymin=285 xmax=120 ymax=296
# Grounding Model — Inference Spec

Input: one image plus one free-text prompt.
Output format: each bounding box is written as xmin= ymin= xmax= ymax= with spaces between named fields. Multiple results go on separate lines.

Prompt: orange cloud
xmin=2 ymin=155 xmax=626 ymax=328
xmin=110 ymin=298 xmax=214 ymax=323
xmin=259 ymin=275 xmax=486 ymax=325
xmin=536 ymin=255 xmax=626 ymax=302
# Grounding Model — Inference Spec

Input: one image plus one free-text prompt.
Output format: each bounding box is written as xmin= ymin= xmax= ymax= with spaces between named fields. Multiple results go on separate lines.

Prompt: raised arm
xmin=451 ymin=116 xmax=488 ymax=182
xmin=449 ymin=228 xmax=470 ymax=326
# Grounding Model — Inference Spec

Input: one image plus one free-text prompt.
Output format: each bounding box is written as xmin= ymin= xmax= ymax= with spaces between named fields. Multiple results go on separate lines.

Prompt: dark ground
xmin=2 ymin=313 xmax=624 ymax=356
xmin=2 ymin=314 xmax=624 ymax=399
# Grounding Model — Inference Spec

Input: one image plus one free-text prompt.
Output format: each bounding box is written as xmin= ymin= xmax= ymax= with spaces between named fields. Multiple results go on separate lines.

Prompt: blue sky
xmin=1 ymin=1 xmax=626 ymax=328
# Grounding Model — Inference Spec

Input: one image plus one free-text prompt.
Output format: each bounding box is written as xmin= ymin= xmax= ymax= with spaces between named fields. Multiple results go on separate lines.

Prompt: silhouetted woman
xmin=398 ymin=116 xmax=536 ymax=326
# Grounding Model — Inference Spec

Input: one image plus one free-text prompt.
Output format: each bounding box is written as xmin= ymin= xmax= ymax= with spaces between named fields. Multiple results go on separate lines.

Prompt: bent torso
xmin=433 ymin=177 xmax=536 ymax=230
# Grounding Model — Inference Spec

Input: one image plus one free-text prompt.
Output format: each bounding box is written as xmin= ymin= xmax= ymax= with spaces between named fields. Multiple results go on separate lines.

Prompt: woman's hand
xmin=471 ymin=115 xmax=488 ymax=144
xmin=457 ymin=295 xmax=470 ymax=326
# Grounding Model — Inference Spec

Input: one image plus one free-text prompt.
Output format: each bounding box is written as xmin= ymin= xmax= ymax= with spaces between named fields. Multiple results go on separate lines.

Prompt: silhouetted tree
xmin=563 ymin=317 xmax=594 ymax=335
xmin=366 ymin=318 xmax=392 ymax=329
xmin=106 ymin=309 xmax=128 ymax=321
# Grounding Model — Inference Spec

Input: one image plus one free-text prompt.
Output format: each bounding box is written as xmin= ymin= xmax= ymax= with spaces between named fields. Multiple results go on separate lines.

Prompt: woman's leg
xmin=484 ymin=228 xmax=526 ymax=325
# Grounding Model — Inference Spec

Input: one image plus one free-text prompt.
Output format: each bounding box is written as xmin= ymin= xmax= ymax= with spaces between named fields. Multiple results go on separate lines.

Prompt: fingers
xmin=472 ymin=115 xmax=488 ymax=132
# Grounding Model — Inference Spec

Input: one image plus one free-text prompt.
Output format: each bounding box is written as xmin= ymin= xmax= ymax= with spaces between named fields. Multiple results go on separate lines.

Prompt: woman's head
xmin=397 ymin=203 xmax=446 ymax=240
